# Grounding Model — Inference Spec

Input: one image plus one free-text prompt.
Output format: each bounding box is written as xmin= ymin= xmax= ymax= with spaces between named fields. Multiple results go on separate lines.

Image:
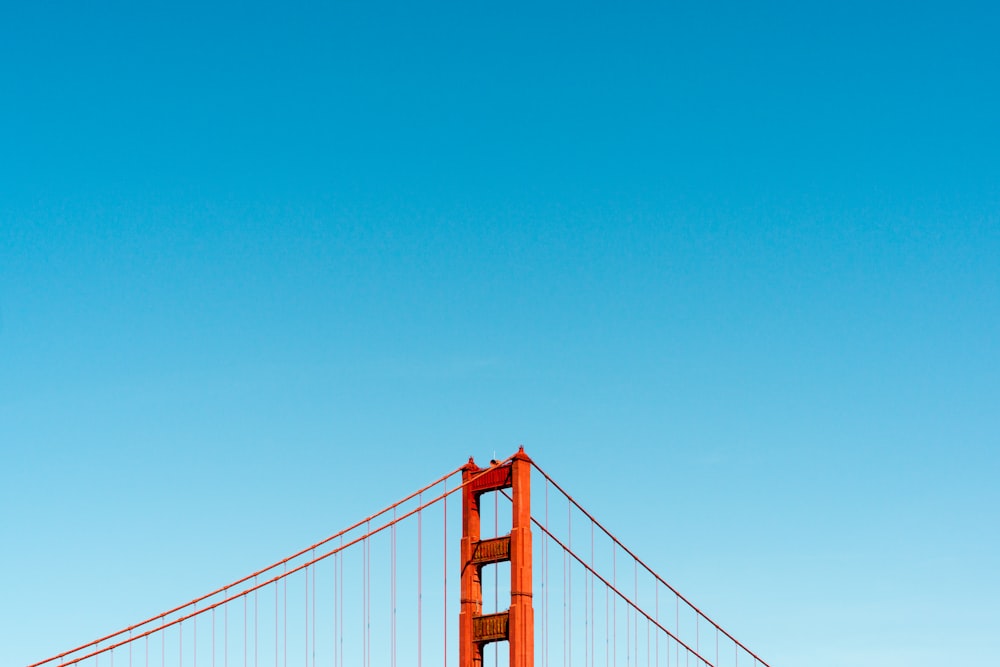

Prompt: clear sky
xmin=2 ymin=1 xmax=998 ymax=666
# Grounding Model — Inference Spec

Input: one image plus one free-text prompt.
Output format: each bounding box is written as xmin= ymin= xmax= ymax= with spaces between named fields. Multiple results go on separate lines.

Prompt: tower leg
xmin=509 ymin=448 xmax=534 ymax=667
xmin=459 ymin=448 xmax=533 ymax=667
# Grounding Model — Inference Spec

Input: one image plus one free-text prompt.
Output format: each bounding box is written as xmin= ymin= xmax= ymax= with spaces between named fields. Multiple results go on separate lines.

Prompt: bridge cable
xmin=311 ymin=550 xmax=316 ymax=667
xmin=31 ymin=466 xmax=467 ymax=667
xmin=417 ymin=492 xmax=422 ymax=667
xmin=283 ymin=563 xmax=288 ymax=667
xmin=494 ymin=489 xmax=499 ymax=667
xmin=543 ymin=477 xmax=548 ymax=667
xmin=304 ymin=562 xmax=309 ymax=667
xmin=310 ymin=549 xmax=318 ymax=667
xmin=442 ymin=477 xmax=447 ymax=667
xmin=365 ymin=520 xmax=370 ymax=667
xmin=253 ymin=581 xmax=257 ymax=667
xmin=303 ymin=564 xmax=307 ymax=667
xmin=392 ymin=507 xmax=397 ymax=667
xmin=43 ymin=459 xmax=515 ymax=667
xmin=587 ymin=524 xmax=597 ymax=667
xmin=497 ymin=483 xmax=715 ymax=667
xmin=531 ymin=461 xmax=769 ymax=667
xmin=273 ymin=574 xmax=278 ymax=667
xmin=529 ymin=515 xmax=715 ymax=667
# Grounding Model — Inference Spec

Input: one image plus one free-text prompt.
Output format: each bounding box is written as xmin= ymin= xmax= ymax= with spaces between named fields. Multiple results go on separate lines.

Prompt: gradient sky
xmin=2 ymin=2 xmax=998 ymax=666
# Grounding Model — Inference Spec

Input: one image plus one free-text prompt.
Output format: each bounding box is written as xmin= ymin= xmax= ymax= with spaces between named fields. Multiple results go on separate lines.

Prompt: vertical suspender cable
xmin=494 ymin=491 xmax=498 ymax=666
xmin=417 ymin=492 xmax=422 ymax=667
xmin=284 ymin=564 xmax=288 ymax=667
xmin=392 ymin=507 xmax=397 ymax=667
xmin=333 ymin=542 xmax=337 ymax=667
xmin=361 ymin=537 xmax=368 ymax=667
xmin=333 ymin=549 xmax=338 ymax=667
xmin=443 ymin=478 xmax=447 ymax=667
xmin=605 ymin=578 xmax=609 ymax=667
xmin=274 ymin=577 xmax=278 ymax=667
xmin=587 ymin=521 xmax=597 ymax=666
xmin=312 ymin=550 xmax=316 ymax=667
xmin=544 ymin=478 xmax=549 ymax=667
xmin=339 ymin=535 xmax=345 ymax=667
xmin=333 ymin=548 xmax=338 ymax=667
xmin=312 ymin=549 xmax=317 ymax=667
xmin=563 ymin=531 xmax=567 ymax=667
xmin=304 ymin=566 xmax=309 ymax=667
xmin=340 ymin=536 xmax=345 ymax=667
xmin=568 ymin=500 xmax=572 ymax=667
xmin=365 ymin=520 xmax=371 ymax=667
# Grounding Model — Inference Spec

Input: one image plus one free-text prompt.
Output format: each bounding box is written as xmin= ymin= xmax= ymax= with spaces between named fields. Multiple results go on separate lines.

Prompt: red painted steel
xmin=460 ymin=447 xmax=534 ymax=667
xmin=469 ymin=464 xmax=513 ymax=494
xmin=508 ymin=448 xmax=534 ymax=667
xmin=459 ymin=458 xmax=484 ymax=667
xmin=471 ymin=535 xmax=511 ymax=565
xmin=473 ymin=611 xmax=510 ymax=642
xmin=31 ymin=450 xmax=770 ymax=667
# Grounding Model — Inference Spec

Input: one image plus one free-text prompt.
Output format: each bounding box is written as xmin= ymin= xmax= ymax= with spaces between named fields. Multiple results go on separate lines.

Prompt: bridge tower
xmin=459 ymin=446 xmax=534 ymax=667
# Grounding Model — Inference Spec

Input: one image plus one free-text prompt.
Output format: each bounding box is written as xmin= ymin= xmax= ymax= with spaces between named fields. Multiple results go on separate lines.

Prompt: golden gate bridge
xmin=29 ymin=448 xmax=769 ymax=667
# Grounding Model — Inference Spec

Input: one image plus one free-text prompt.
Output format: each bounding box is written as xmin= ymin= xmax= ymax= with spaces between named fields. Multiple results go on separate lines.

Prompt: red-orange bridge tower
xmin=460 ymin=447 xmax=534 ymax=667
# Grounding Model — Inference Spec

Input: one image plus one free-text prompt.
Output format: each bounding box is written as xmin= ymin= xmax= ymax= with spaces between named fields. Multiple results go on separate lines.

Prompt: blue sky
xmin=2 ymin=1 xmax=998 ymax=665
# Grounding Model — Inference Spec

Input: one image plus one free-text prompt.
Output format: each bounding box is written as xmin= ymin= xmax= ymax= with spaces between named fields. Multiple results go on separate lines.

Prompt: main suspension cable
xmin=530 ymin=461 xmax=770 ymax=667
